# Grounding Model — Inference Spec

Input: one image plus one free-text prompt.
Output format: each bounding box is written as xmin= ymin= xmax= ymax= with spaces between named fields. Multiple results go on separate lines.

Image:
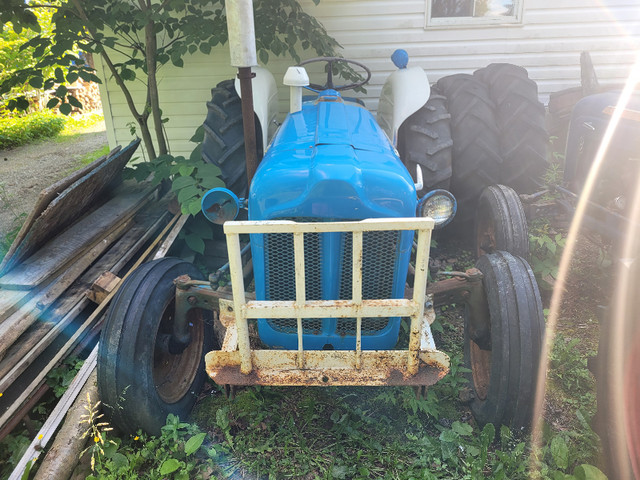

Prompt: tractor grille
xmin=336 ymin=230 xmax=399 ymax=335
xmin=264 ymin=221 xmax=400 ymax=336
xmin=265 ymin=229 xmax=323 ymax=334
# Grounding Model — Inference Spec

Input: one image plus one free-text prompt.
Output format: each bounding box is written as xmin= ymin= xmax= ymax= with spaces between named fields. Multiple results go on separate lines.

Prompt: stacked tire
xmin=434 ymin=64 xmax=547 ymax=226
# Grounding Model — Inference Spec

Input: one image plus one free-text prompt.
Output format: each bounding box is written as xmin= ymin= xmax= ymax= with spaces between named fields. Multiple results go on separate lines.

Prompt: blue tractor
xmin=97 ymin=53 xmax=545 ymax=437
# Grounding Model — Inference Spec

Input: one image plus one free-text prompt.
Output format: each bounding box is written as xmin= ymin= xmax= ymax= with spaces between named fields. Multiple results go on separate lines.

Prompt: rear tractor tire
xmin=201 ymin=80 xmax=263 ymax=199
xmin=97 ymin=258 xmax=215 ymax=435
xmin=436 ymin=74 xmax=503 ymax=225
xmin=397 ymin=87 xmax=453 ymax=194
xmin=464 ymin=251 xmax=544 ymax=429
xmin=476 ymin=184 xmax=529 ymax=259
xmin=474 ymin=63 xmax=548 ymax=193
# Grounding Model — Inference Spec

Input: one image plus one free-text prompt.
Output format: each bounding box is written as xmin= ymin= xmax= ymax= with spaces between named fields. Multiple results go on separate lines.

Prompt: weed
xmin=529 ymin=218 xmax=566 ymax=285
xmin=45 ymin=356 xmax=84 ymax=398
xmin=85 ymin=413 xmax=220 ymax=479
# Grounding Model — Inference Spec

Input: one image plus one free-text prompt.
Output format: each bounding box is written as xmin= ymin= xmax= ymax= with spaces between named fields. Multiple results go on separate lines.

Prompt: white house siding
xmin=97 ymin=0 xmax=640 ymax=157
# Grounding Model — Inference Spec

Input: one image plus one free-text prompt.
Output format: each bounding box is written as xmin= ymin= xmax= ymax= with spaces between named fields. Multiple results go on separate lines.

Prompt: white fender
xmin=377 ymin=66 xmax=430 ymax=147
xmin=234 ymin=65 xmax=279 ymax=151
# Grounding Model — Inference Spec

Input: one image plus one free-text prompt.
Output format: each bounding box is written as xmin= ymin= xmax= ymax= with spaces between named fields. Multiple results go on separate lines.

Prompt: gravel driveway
xmin=0 ymin=124 xmax=108 ymax=243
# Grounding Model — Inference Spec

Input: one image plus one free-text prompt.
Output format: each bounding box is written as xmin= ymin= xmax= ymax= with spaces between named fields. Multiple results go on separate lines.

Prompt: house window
xmin=426 ymin=0 xmax=523 ymax=27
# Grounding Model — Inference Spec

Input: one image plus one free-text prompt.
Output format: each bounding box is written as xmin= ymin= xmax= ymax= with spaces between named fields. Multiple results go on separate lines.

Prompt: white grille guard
xmin=205 ymin=218 xmax=450 ymax=386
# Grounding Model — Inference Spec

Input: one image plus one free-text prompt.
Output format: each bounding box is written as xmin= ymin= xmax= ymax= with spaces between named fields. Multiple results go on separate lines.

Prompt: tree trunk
xmin=143 ymin=7 xmax=168 ymax=156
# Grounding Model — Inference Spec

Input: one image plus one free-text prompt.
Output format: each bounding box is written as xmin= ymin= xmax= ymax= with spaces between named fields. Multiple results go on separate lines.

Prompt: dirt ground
xmin=0 ymin=124 xmax=108 ymax=241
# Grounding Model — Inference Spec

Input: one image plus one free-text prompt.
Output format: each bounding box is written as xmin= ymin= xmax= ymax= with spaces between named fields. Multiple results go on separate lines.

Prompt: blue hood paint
xmin=249 ymin=93 xmax=415 ymax=220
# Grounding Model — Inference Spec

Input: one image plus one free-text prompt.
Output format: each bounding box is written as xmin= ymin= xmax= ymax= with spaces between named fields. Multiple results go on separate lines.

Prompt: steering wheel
xmin=298 ymin=57 xmax=371 ymax=92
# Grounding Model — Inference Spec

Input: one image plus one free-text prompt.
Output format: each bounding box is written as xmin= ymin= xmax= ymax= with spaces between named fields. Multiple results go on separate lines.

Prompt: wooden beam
xmin=0 ymin=212 xmax=180 ymax=433
xmin=7 ymin=347 xmax=98 ymax=480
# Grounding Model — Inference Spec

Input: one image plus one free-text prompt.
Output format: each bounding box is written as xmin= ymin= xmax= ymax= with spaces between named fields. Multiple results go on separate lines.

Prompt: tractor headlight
xmin=417 ymin=189 xmax=457 ymax=229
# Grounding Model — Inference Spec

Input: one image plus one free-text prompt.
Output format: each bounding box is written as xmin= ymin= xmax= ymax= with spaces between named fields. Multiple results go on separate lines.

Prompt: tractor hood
xmin=249 ymin=90 xmax=416 ymax=220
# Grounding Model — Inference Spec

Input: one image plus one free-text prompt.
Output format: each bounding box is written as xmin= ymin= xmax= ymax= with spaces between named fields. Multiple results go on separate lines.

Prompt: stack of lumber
xmin=0 ymin=139 xmax=184 ymax=443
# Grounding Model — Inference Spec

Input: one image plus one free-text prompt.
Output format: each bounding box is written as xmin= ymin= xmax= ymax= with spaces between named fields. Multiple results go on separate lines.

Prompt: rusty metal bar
xmin=237 ymin=66 xmax=258 ymax=185
xmin=243 ymin=299 xmax=417 ymax=318
xmin=206 ymin=348 xmax=449 ymax=386
xmin=225 ymin=232 xmax=252 ymax=374
xmin=293 ymin=232 xmax=306 ymax=368
xmin=408 ymin=227 xmax=431 ymax=375
xmin=353 ymin=231 xmax=363 ymax=369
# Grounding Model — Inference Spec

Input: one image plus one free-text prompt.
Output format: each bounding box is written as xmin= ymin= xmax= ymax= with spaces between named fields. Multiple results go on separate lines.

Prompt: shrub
xmin=0 ymin=111 xmax=66 ymax=149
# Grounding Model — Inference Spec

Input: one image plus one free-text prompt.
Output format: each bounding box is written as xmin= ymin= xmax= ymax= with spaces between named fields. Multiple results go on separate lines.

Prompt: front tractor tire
xmin=465 ymin=251 xmax=544 ymax=430
xmin=97 ymin=258 xmax=214 ymax=435
xmin=476 ymin=185 xmax=529 ymax=259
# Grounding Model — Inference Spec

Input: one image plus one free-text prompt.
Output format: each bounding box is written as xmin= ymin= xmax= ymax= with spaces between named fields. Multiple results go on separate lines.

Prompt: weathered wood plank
xmin=0 ymin=208 xmax=170 ymax=384
xmin=0 ymin=289 xmax=31 ymax=324
xmin=0 ymin=212 xmax=180 ymax=433
xmin=0 ymin=183 xmax=152 ymax=289
xmin=8 ymin=347 xmax=98 ymax=480
xmin=0 ymin=219 xmax=133 ymax=358
xmin=0 ymin=146 xmax=121 ymax=275
xmin=0 ymin=140 xmax=139 ymax=276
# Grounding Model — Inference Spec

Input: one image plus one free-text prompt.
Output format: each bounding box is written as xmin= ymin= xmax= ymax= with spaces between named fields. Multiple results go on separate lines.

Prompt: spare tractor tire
xmin=436 ymin=74 xmax=503 ymax=224
xmin=474 ymin=63 xmax=548 ymax=193
xmin=201 ymin=80 xmax=263 ymax=199
xmin=397 ymin=87 xmax=453 ymax=194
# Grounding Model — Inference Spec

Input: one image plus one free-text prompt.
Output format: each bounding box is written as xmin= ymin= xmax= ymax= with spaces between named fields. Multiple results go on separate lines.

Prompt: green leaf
xmin=184 ymin=432 xmax=207 ymax=455
xmin=190 ymin=125 xmax=204 ymax=143
xmin=55 ymin=85 xmax=68 ymax=98
xmin=59 ymin=103 xmax=72 ymax=115
xmin=110 ymin=452 xmax=129 ymax=469
xmin=185 ymin=233 xmax=205 ymax=254
xmin=160 ymin=458 xmax=181 ymax=475
xmin=573 ymin=465 xmax=607 ymax=480
xmin=177 ymin=185 xmax=200 ymax=204
xmin=172 ymin=176 xmax=197 ymax=191
xmin=68 ymin=96 xmax=83 ymax=108
xmin=199 ymin=42 xmax=211 ymax=54
xmin=54 ymin=67 xmax=65 ymax=83
xmin=451 ymin=421 xmax=473 ymax=436
xmin=197 ymin=163 xmax=222 ymax=178
xmin=187 ymin=198 xmax=202 ymax=216
xmin=45 ymin=97 xmax=59 ymax=109
xmin=29 ymin=77 xmax=43 ymax=89
xmin=259 ymin=49 xmax=269 ymax=64
xmin=66 ymin=72 xmax=79 ymax=83
xmin=551 ymin=436 xmax=569 ymax=471
xmin=179 ymin=165 xmax=195 ymax=177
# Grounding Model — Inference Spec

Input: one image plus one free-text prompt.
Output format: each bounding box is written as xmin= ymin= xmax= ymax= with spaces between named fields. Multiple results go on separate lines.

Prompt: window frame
xmin=425 ymin=0 xmax=524 ymax=29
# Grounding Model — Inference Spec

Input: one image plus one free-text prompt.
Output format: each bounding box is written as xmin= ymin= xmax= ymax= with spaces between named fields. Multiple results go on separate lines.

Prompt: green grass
xmin=58 ymin=112 xmax=105 ymax=139
xmin=79 ymin=144 xmax=110 ymax=166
